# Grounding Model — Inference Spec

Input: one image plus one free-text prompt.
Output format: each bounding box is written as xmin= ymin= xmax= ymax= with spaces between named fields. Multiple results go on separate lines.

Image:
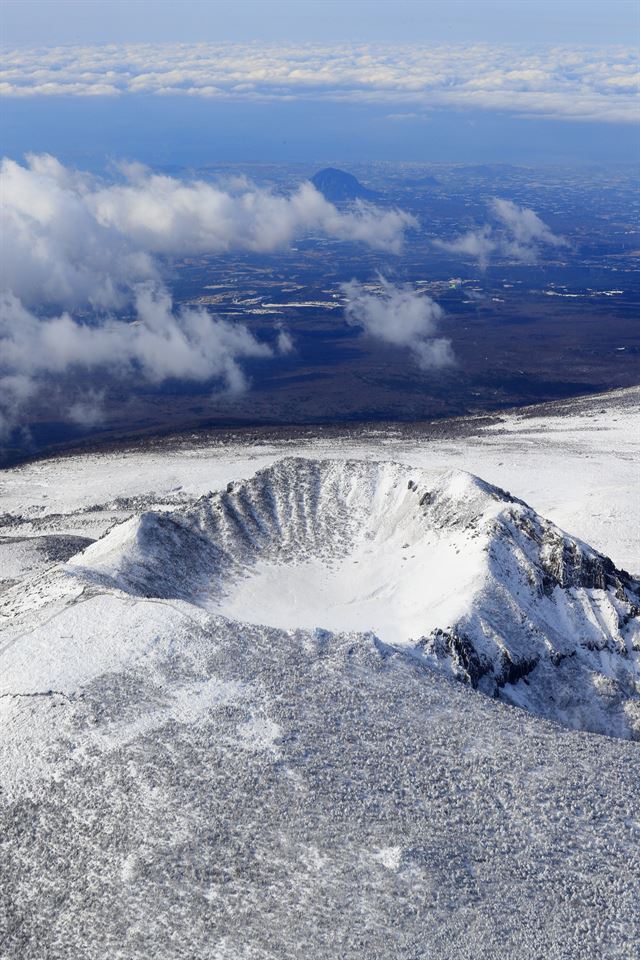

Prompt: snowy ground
xmin=1 ymin=386 xmax=638 ymax=582
xmin=1 ymin=387 xmax=639 ymax=958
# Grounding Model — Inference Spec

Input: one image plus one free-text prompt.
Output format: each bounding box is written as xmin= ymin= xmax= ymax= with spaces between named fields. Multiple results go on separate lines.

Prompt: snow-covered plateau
xmin=1 ymin=387 xmax=639 ymax=958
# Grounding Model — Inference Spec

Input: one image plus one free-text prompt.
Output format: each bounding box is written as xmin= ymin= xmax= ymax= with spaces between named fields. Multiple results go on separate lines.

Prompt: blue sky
xmin=2 ymin=0 xmax=638 ymax=45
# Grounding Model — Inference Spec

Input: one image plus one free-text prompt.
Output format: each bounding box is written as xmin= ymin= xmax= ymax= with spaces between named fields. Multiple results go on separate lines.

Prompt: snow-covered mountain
xmin=19 ymin=456 xmax=632 ymax=739
xmin=2 ymin=393 xmax=639 ymax=959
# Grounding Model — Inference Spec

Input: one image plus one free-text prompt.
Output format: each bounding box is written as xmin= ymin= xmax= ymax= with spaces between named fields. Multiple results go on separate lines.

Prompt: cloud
xmin=275 ymin=324 xmax=295 ymax=355
xmin=0 ymin=155 xmax=414 ymax=437
xmin=0 ymin=289 xmax=273 ymax=438
xmin=67 ymin=390 xmax=106 ymax=428
xmin=436 ymin=225 xmax=497 ymax=270
xmin=2 ymin=154 xmax=158 ymax=310
xmin=384 ymin=112 xmax=430 ymax=122
xmin=491 ymin=197 xmax=566 ymax=253
xmin=435 ymin=198 xmax=567 ymax=268
xmin=1 ymin=155 xmax=415 ymax=312
xmin=341 ymin=277 xmax=455 ymax=370
xmin=0 ymin=43 xmax=637 ymax=123
xmin=88 ymin=165 xmax=416 ymax=256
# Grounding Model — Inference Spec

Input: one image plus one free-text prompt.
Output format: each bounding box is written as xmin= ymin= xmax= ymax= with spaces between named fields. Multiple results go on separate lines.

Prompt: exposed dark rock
xmin=311 ymin=168 xmax=380 ymax=203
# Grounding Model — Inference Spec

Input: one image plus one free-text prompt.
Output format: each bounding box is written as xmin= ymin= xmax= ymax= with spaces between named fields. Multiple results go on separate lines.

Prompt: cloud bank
xmin=341 ymin=278 xmax=455 ymax=370
xmin=3 ymin=154 xmax=414 ymax=311
xmin=0 ymin=43 xmax=637 ymax=123
xmin=0 ymin=155 xmax=414 ymax=437
xmin=435 ymin=198 xmax=567 ymax=268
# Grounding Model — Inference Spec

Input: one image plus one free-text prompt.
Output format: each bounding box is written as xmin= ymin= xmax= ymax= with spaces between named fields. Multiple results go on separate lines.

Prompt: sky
xmin=2 ymin=0 xmax=638 ymax=46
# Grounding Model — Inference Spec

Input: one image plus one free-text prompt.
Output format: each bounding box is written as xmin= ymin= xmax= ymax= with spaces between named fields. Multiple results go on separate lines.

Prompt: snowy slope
xmin=1 ymin=386 xmax=637 ymax=577
xmin=2 ymin=609 xmax=638 ymax=960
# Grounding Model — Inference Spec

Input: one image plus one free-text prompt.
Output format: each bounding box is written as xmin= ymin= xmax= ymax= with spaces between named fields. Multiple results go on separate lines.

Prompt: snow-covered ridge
xmin=65 ymin=457 xmax=640 ymax=739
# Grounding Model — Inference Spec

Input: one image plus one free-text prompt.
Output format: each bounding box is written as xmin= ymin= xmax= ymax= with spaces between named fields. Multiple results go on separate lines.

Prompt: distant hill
xmin=407 ymin=174 xmax=439 ymax=188
xmin=311 ymin=167 xmax=380 ymax=202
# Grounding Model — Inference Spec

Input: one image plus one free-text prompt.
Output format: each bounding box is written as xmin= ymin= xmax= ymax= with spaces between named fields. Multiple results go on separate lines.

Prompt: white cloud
xmin=1 ymin=155 xmax=158 ymax=310
xmin=0 ymin=289 xmax=273 ymax=438
xmin=341 ymin=277 xmax=455 ymax=370
xmin=0 ymin=155 xmax=414 ymax=312
xmin=130 ymin=287 xmax=273 ymax=387
xmin=436 ymin=225 xmax=497 ymax=270
xmin=0 ymin=155 xmax=414 ymax=436
xmin=275 ymin=325 xmax=295 ymax=355
xmin=0 ymin=43 xmax=637 ymax=123
xmin=384 ymin=112 xmax=429 ymax=122
xmin=89 ymin=172 xmax=416 ymax=256
xmin=435 ymin=198 xmax=567 ymax=268
xmin=491 ymin=197 xmax=566 ymax=253
xmin=67 ymin=390 xmax=106 ymax=428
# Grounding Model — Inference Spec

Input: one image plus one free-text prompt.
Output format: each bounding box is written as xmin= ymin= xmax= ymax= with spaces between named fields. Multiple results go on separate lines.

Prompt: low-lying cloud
xmin=89 ymin=167 xmax=415 ymax=258
xmin=0 ymin=289 xmax=274 ymax=439
xmin=341 ymin=278 xmax=455 ymax=371
xmin=435 ymin=198 xmax=567 ymax=268
xmin=0 ymin=155 xmax=415 ymax=437
xmin=1 ymin=43 xmax=637 ymax=124
xmin=2 ymin=154 xmax=415 ymax=310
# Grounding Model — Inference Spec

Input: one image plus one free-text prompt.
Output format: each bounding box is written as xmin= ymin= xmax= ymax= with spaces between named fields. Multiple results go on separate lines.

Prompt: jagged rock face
xmin=416 ymin=485 xmax=640 ymax=738
xmin=64 ymin=458 xmax=640 ymax=739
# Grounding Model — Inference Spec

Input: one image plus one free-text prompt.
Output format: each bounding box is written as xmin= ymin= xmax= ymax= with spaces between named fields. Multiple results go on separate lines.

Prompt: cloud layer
xmin=2 ymin=154 xmax=415 ymax=312
xmin=435 ymin=198 xmax=567 ymax=268
xmin=0 ymin=155 xmax=414 ymax=437
xmin=341 ymin=278 xmax=455 ymax=370
xmin=0 ymin=43 xmax=637 ymax=123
